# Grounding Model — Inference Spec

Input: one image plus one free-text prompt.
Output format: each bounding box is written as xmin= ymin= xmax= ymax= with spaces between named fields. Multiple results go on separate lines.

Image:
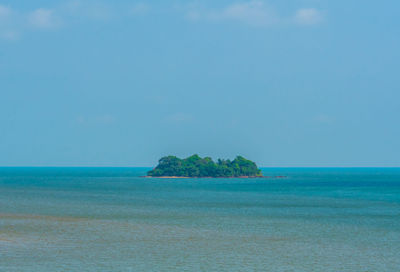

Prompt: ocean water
xmin=0 ymin=167 xmax=399 ymax=271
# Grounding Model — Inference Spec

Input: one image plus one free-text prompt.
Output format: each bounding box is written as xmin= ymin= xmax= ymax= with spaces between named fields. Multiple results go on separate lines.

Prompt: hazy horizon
xmin=1 ymin=165 xmax=399 ymax=168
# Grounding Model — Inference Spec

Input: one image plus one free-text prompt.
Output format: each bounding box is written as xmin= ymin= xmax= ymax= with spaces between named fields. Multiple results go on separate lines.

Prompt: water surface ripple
xmin=0 ymin=167 xmax=399 ymax=271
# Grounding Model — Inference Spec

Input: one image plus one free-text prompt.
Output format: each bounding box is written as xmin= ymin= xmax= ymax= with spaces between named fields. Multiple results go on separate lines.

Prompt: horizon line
xmin=0 ymin=166 xmax=399 ymax=168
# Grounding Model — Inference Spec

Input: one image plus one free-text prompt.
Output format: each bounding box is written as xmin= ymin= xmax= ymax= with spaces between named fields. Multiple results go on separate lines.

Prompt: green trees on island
xmin=147 ymin=154 xmax=262 ymax=177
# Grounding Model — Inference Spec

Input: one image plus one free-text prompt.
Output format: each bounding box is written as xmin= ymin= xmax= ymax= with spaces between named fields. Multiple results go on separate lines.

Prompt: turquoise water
xmin=0 ymin=167 xmax=399 ymax=271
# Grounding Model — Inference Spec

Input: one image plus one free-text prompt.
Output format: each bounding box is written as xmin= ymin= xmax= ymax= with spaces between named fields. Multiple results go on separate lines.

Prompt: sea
xmin=0 ymin=167 xmax=399 ymax=271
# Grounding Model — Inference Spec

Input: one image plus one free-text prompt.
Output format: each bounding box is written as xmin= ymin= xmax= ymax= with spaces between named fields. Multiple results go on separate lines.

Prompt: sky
xmin=0 ymin=0 xmax=399 ymax=167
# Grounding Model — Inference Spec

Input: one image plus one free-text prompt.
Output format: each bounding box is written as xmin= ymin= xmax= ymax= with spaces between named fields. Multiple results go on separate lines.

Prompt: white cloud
xmin=97 ymin=114 xmax=115 ymax=124
xmin=82 ymin=3 xmax=113 ymax=20
xmin=185 ymin=10 xmax=201 ymax=21
xmin=28 ymin=8 xmax=59 ymax=29
xmin=294 ymin=8 xmax=322 ymax=25
xmin=0 ymin=5 xmax=18 ymax=41
xmin=215 ymin=1 xmax=277 ymax=26
xmin=0 ymin=5 xmax=11 ymax=19
xmin=187 ymin=1 xmax=278 ymax=27
xmin=165 ymin=113 xmax=193 ymax=124
xmin=130 ymin=3 xmax=150 ymax=15
xmin=0 ymin=2 xmax=324 ymax=42
xmin=0 ymin=30 xmax=20 ymax=41
xmin=314 ymin=114 xmax=334 ymax=124
xmin=185 ymin=2 xmax=323 ymax=27
xmin=63 ymin=1 xmax=114 ymax=21
xmin=0 ymin=1 xmax=146 ymax=41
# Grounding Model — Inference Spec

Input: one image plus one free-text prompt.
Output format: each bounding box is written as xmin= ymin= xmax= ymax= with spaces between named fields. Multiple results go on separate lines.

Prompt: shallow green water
xmin=0 ymin=168 xmax=399 ymax=271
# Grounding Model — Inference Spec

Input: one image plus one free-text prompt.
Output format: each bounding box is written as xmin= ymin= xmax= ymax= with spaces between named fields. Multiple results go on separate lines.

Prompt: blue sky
xmin=0 ymin=0 xmax=399 ymax=167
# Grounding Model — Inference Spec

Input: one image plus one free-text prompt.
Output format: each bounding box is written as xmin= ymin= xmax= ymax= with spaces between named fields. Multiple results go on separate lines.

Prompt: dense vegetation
xmin=147 ymin=154 xmax=262 ymax=177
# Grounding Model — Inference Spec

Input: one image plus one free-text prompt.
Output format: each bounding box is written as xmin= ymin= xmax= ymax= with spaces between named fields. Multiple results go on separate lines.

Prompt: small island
xmin=147 ymin=154 xmax=263 ymax=178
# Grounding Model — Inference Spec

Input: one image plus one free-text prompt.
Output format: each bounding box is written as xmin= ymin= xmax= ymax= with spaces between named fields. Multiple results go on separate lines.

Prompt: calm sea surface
xmin=0 ymin=167 xmax=399 ymax=271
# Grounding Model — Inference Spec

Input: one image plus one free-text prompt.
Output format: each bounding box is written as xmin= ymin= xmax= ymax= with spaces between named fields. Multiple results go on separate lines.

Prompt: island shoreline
xmin=142 ymin=176 xmax=286 ymax=179
xmin=147 ymin=155 xmax=267 ymax=178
